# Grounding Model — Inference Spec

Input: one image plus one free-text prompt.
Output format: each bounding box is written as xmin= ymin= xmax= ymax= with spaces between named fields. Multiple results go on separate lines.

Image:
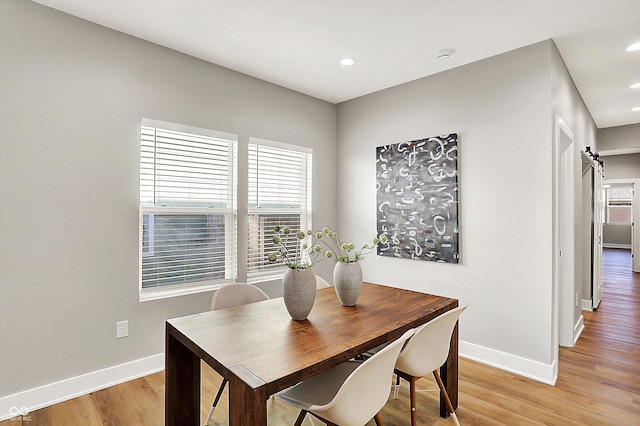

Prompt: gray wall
xmin=602 ymin=153 xmax=640 ymax=180
xmin=603 ymin=224 xmax=632 ymax=246
xmin=0 ymin=0 xmax=336 ymax=397
xmin=598 ymin=124 xmax=640 ymax=154
xmin=550 ymin=42 xmax=598 ymax=335
xmin=335 ymin=39 xmax=597 ymax=379
xmin=337 ymin=41 xmax=555 ymax=370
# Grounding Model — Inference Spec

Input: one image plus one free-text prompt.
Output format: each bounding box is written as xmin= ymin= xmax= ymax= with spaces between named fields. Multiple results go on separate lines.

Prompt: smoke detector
xmin=434 ymin=49 xmax=454 ymax=61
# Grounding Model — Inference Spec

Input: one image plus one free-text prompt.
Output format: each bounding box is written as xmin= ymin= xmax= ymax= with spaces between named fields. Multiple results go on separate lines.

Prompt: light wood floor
xmin=3 ymin=248 xmax=639 ymax=425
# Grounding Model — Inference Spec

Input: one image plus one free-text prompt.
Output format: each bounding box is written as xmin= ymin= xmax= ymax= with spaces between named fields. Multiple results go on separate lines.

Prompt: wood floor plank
xmin=90 ymin=376 xmax=164 ymax=426
xmin=24 ymin=394 xmax=102 ymax=426
xmin=2 ymin=248 xmax=638 ymax=425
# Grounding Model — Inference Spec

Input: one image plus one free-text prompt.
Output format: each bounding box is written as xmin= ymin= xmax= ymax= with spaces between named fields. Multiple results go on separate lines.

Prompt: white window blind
xmin=247 ymin=140 xmax=312 ymax=282
xmin=606 ymin=186 xmax=633 ymax=224
xmin=139 ymin=120 xmax=237 ymax=300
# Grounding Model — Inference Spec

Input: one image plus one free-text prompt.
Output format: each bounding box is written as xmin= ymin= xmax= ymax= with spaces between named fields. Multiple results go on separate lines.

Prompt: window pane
xmin=607 ymin=186 xmax=632 ymax=224
xmin=141 ymin=126 xmax=235 ymax=208
xmin=247 ymin=214 xmax=302 ymax=278
xmin=141 ymin=213 xmax=227 ymax=288
xmin=248 ymin=144 xmax=311 ymax=209
xmin=608 ymin=207 xmax=632 ymax=224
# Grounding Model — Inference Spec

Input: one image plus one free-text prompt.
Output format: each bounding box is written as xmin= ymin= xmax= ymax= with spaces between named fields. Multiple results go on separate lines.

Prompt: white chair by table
xmin=315 ymin=275 xmax=331 ymax=289
xmin=204 ymin=283 xmax=270 ymax=426
xmin=276 ymin=329 xmax=416 ymax=426
xmin=393 ymin=305 xmax=467 ymax=426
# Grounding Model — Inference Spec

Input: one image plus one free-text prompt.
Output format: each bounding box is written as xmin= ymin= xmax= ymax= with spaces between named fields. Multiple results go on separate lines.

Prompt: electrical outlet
xmin=116 ymin=320 xmax=128 ymax=339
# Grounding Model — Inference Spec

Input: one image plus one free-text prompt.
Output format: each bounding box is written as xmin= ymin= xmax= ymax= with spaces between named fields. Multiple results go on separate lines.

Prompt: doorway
xmin=554 ymin=117 xmax=578 ymax=357
xmin=602 ymin=180 xmax=638 ymax=272
xmin=581 ymin=153 xmax=604 ymax=311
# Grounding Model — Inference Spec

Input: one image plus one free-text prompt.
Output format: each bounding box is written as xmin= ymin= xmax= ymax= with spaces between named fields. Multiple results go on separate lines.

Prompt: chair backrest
xmin=315 ymin=275 xmax=331 ymax=289
xmin=311 ymin=329 xmax=415 ymax=426
xmin=395 ymin=305 xmax=467 ymax=378
xmin=210 ymin=283 xmax=270 ymax=311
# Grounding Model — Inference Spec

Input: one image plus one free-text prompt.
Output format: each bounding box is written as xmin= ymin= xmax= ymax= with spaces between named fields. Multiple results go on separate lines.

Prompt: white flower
xmin=317 ymin=226 xmax=387 ymax=264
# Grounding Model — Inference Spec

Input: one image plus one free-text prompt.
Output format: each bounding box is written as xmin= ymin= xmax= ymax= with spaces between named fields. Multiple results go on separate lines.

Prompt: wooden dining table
xmin=165 ymin=282 xmax=459 ymax=425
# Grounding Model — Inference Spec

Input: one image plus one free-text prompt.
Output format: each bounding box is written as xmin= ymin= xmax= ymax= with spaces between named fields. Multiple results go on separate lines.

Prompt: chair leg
xmin=409 ymin=376 xmax=418 ymax=426
xmin=393 ymin=374 xmax=401 ymax=399
xmin=204 ymin=378 xmax=227 ymax=426
xmin=294 ymin=410 xmax=308 ymax=426
xmin=432 ymin=370 xmax=460 ymax=426
xmin=374 ymin=412 xmax=384 ymax=426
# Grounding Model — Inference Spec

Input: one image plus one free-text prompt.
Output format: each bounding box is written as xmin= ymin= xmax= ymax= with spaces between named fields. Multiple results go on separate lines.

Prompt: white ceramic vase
xmin=282 ymin=268 xmax=317 ymax=320
xmin=333 ymin=262 xmax=363 ymax=306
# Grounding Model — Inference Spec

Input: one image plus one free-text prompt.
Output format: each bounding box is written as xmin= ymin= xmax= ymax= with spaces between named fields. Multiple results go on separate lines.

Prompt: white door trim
xmin=553 ymin=116 xmax=577 ymax=377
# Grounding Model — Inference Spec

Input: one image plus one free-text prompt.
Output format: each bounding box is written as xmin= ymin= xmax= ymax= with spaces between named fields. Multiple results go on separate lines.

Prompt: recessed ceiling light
xmin=626 ymin=42 xmax=640 ymax=52
xmin=630 ymin=82 xmax=640 ymax=89
xmin=632 ymin=106 xmax=640 ymax=112
xmin=340 ymin=57 xmax=357 ymax=66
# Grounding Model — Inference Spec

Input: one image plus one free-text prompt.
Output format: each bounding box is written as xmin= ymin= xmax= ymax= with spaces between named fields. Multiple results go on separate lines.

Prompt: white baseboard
xmin=574 ymin=315 xmax=585 ymax=346
xmin=0 ymin=353 xmax=164 ymax=421
xmin=459 ymin=340 xmax=557 ymax=385
xmin=582 ymin=299 xmax=593 ymax=311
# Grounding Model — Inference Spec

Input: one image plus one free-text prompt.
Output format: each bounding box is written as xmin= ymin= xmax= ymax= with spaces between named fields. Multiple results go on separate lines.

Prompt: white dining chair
xmin=315 ymin=275 xmax=331 ymax=289
xmin=276 ymin=328 xmax=415 ymax=426
xmin=393 ymin=305 xmax=467 ymax=426
xmin=204 ymin=283 xmax=270 ymax=426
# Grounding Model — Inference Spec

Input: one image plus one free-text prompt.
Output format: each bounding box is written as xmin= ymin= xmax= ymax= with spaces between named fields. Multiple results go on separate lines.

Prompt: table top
xmin=166 ymin=282 xmax=457 ymax=396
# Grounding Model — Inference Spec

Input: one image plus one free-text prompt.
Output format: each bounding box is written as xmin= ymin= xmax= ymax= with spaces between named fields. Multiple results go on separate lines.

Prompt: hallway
xmin=555 ymin=248 xmax=639 ymax=423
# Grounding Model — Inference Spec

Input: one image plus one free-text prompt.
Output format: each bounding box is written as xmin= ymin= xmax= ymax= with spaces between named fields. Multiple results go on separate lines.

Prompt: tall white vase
xmin=282 ymin=268 xmax=316 ymax=320
xmin=333 ymin=262 xmax=363 ymax=306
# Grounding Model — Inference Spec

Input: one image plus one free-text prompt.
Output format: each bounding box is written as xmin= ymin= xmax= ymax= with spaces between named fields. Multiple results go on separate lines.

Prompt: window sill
xmin=139 ymin=281 xmax=231 ymax=302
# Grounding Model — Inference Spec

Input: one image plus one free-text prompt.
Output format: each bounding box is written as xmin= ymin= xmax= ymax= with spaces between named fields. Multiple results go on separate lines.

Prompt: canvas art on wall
xmin=376 ymin=134 xmax=459 ymax=263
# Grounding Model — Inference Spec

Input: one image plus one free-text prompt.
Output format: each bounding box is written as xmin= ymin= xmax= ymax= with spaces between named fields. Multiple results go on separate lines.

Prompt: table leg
xmin=228 ymin=365 xmax=268 ymax=425
xmin=165 ymin=330 xmax=200 ymax=426
xmin=439 ymin=320 xmax=459 ymax=418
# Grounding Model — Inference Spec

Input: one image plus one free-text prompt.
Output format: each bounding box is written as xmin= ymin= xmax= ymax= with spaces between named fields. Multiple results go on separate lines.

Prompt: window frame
xmin=139 ymin=119 xmax=238 ymax=301
xmin=246 ymin=138 xmax=313 ymax=283
xmin=604 ymin=185 xmax=633 ymax=225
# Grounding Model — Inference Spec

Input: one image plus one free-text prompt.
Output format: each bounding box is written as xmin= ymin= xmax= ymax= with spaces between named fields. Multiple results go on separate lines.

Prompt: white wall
xmin=0 ymin=0 xmax=336 ymax=402
xmin=337 ymin=41 xmax=558 ymax=382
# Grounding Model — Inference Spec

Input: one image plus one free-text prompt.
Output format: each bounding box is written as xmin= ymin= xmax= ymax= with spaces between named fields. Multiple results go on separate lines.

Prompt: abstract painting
xmin=376 ymin=134 xmax=459 ymax=263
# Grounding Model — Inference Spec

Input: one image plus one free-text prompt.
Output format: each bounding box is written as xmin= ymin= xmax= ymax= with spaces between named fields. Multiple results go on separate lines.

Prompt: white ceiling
xmin=33 ymin=0 xmax=640 ymax=129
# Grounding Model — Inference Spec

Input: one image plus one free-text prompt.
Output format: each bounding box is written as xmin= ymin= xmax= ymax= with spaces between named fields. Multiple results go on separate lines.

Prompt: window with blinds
xmin=247 ymin=140 xmax=312 ymax=282
xmin=139 ymin=119 xmax=237 ymax=300
xmin=605 ymin=185 xmax=633 ymax=224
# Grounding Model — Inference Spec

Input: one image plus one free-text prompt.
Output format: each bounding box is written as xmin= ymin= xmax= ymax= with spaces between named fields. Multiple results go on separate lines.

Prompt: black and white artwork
xmin=376 ymin=134 xmax=459 ymax=263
